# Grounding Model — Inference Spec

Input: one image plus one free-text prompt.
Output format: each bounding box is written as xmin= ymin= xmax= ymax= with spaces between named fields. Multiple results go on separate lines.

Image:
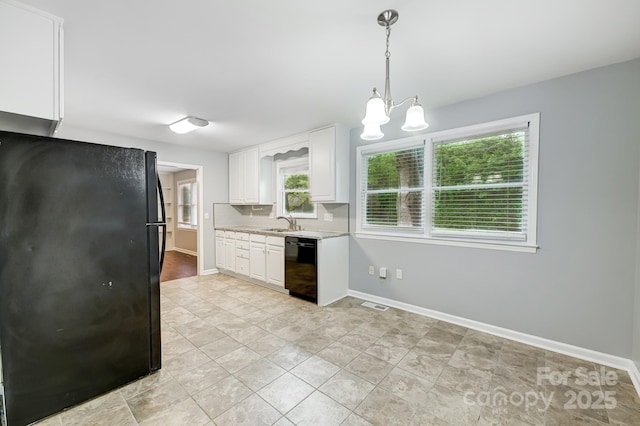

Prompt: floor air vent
xmin=361 ymin=301 xmax=389 ymax=311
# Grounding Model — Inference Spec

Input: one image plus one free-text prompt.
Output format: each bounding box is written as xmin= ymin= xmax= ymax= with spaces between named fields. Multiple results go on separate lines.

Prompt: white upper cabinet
xmin=309 ymin=124 xmax=349 ymax=203
xmin=0 ymin=0 xmax=63 ymax=135
xmin=229 ymin=123 xmax=349 ymax=205
xmin=228 ymin=151 xmax=245 ymax=204
xmin=228 ymin=147 xmax=272 ymax=205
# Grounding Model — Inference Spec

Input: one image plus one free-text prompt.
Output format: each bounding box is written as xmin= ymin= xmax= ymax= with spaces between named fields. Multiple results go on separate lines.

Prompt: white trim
xmin=348 ymin=289 xmax=640 ymax=398
xmin=630 ymin=363 xmax=640 ymax=397
xmin=173 ymin=247 xmax=197 ymax=257
xmin=430 ymin=114 xmax=535 ymax=143
xmin=355 ymin=232 xmax=538 ymax=253
xmin=158 ymin=160 xmax=204 ymax=275
xmin=201 ymin=268 xmax=218 ymax=276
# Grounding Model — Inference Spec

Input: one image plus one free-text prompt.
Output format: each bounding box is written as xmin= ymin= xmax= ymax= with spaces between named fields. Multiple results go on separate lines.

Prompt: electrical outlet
xmin=323 ymin=213 xmax=333 ymax=222
xmin=379 ymin=267 xmax=387 ymax=279
xmin=396 ymin=269 xmax=403 ymax=279
xmin=368 ymin=265 xmax=374 ymax=275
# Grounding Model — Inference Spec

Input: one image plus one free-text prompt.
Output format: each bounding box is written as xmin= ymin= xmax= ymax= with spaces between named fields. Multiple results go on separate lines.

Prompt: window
xmin=177 ymin=179 xmax=198 ymax=229
xmin=356 ymin=113 xmax=539 ymax=252
xmin=361 ymin=144 xmax=425 ymax=230
xmin=277 ymin=158 xmax=316 ymax=218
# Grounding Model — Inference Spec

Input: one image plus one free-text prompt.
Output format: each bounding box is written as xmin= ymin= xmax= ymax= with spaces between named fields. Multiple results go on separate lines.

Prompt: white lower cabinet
xmin=249 ymin=234 xmax=267 ymax=281
xmin=265 ymin=237 xmax=284 ymax=287
xmin=223 ymin=231 xmax=236 ymax=272
xmin=235 ymin=233 xmax=250 ymax=276
xmin=215 ymin=231 xmax=348 ymax=302
xmin=216 ymin=231 xmax=284 ymax=287
xmin=215 ymin=230 xmax=225 ymax=269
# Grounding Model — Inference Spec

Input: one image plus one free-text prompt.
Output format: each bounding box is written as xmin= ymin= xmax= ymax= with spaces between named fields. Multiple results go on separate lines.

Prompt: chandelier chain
xmin=385 ymin=26 xmax=391 ymax=59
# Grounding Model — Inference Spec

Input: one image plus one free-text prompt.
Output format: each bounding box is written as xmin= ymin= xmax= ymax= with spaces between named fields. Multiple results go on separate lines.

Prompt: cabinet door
xmin=249 ymin=242 xmax=266 ymax=281
xmin=224 ymin=239 xmax=236 ymax=272
xmin=309 ymin=126 xmax=335 ymax=202
xmin=266 ymin=245 xmax=284 ymax=287
xmin=236 ymin=256 xmax=250 ymax=276
xmin=243 ymin=147 xmax=260 ymax=204
xmin=228 ymin=151 xmax=244 ymax=203
xmin=215 ymin=237 xmax=225 ymax=269
xmin=0 ymin=1 xmax=62 ymax=121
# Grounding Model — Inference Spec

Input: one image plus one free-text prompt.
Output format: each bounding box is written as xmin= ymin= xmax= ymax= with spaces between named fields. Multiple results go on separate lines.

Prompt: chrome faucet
xmin=276 ymin=214 xmax=300 ymax=231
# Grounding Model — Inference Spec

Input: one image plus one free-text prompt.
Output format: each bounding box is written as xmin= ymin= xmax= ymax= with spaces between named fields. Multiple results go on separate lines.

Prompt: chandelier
xmin=361 ymin=10 xmax=429 ymax=140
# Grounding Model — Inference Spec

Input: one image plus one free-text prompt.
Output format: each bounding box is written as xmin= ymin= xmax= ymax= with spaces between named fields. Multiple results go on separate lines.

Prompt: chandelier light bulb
xmin=401 ymin=102 xmax=429 ymax=132
xmin=362 ymin=89 xmax=390 ymax=126
xmin=360 ymin=122 xmax=384 ymax=141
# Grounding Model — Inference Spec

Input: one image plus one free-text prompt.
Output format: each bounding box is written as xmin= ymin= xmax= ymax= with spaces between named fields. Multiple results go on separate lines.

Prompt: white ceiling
xmin=20 ymin=0 xmax=640 ymax=153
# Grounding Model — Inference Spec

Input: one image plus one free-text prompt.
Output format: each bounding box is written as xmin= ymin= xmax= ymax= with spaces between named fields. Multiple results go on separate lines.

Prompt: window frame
xmin=276 ymin=158 xmax=317 ymax=219
xmin=356 ymin=113 xmax=540 ymax=253
xmin=177 ymin=178 xmax=198 ymax=230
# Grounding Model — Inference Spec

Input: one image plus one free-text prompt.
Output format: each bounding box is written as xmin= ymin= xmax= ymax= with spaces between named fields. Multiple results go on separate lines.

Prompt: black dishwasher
xmin=285 ymin=237 xmax=317 ymax=303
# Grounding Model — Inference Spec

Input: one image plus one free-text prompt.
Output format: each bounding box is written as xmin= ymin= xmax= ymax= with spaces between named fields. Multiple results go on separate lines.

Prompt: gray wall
xmin=53 ymin=125 xmax=228 ymax=272
xmin=174 ymin=169 xmax=198 ymax=253
xmin=349 ymin=58 xmax=640 ymax=358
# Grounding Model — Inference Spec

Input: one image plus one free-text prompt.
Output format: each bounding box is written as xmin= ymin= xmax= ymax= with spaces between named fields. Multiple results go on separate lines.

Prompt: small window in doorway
xmin=177 ymin=179 xmax=198 ymax=229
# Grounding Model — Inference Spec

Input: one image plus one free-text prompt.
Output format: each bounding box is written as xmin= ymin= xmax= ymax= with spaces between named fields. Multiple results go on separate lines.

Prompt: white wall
xmin=52 ymin=125 xmax=228 ymax=273
xmin=349 ymin=58 xmax=640 ymax=358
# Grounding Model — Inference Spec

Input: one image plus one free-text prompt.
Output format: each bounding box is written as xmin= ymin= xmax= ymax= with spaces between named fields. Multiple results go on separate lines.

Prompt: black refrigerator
xmin=0 ymin=131 xmax=165 ymax=426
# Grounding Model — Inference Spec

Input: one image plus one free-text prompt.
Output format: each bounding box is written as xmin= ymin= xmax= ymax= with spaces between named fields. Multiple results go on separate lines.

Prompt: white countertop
xmin=215 ymin=226 xmax=349 ymax=239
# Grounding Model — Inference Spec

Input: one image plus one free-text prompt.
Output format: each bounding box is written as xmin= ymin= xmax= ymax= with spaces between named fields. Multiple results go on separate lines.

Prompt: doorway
xmin=157 ymin=161 xmax=204 ymax=281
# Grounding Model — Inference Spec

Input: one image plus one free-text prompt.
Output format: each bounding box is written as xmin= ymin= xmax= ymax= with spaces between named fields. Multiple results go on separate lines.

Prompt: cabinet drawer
xmin=235 ymin=232 xmax=250 ymax=242
xmin=250 ymin=234 xmax=266 ymax=243
xmin=266 ymin=236 xmax=284 ymax=247
xmin=236 ymin=257 xmax=250 ymax=276
xmin=236 ymin=240 xmax=250 ymax=250
xmin=236 ymin=248 xmax=250 ymax=259
xmin=215 ymin=230 xmax=225 ymax=237
xmin=224 ymin=231 xmax=236 ymax=239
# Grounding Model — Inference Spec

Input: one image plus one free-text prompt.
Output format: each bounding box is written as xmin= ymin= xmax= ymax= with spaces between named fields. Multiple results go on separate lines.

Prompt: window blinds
xmin=431 ymin=125 xmax=529 ymax=240
xmin=362 ymin=145 xmax=425 ymax=229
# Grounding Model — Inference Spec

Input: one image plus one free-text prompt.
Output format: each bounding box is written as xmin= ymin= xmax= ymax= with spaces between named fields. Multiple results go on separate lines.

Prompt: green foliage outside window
xmin=365 ymin=148 xmax=424 ymax=227
xmin=433 ymin=133 xmax=525 ymax=232
xmin=284 ymin=173 xmax=314 ymax=214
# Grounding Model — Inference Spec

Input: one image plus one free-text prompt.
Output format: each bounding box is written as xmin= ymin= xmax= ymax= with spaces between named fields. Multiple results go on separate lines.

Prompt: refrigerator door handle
xmin=157 ymin=177 xmax=167 ymax=273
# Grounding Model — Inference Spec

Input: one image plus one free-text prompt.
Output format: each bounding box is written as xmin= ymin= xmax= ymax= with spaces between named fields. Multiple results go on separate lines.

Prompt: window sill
xmin=354 ymin=232 xmax=538 ymax=253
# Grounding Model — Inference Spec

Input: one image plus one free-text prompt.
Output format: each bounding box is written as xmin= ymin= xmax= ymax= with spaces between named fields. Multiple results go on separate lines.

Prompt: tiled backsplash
xmin=213 ymin=203 xmax=349 ymax=233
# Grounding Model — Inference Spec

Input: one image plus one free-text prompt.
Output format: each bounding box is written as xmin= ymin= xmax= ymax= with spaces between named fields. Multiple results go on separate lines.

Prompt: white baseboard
xmin=348 ymin=289 xmax=640 ymax=398
xmin=630 ymin=362 xmax=640 ymax=397
xmin=172 ymin=247 xmax=197 ymax=256
xmin=201 ymin=268 xmax=218 ymax=276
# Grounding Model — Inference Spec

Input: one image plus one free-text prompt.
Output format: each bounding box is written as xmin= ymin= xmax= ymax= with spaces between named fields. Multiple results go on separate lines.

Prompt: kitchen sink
xmin=260 ymin=228 xmax=289 ymax=232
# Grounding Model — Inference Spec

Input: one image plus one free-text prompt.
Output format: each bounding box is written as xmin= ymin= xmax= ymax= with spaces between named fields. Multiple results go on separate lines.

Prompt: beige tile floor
xmin=35 ymin=274 xmax=640 ymax=425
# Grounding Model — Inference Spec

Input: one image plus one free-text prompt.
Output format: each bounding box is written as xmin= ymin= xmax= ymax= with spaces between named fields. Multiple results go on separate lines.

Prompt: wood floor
xmin=160 ymin=250 xmax=197 ymax=282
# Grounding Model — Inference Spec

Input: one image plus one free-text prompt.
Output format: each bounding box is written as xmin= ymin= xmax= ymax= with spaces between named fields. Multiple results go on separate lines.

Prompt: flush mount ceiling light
xmin=361 ymin=10 xmax=429 ymax=141
xmin=169 ymin=116 xmax=209 ymax=134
